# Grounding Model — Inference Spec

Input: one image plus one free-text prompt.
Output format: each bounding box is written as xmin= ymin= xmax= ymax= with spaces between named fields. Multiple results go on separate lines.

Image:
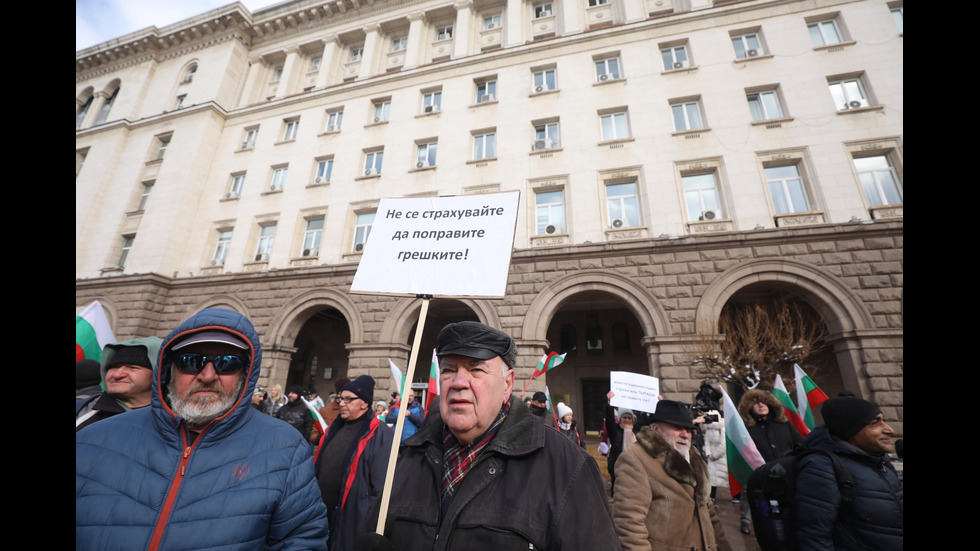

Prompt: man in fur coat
xmin=613 ymin=400 xmax=731 ymax=551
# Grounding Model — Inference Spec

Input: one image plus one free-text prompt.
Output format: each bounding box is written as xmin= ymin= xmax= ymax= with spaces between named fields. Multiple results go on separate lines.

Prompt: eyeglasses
xmin=335 ymin=395 xmax=361 ymax=404
xmin=174 ymin=353 xmax=247 ymax=374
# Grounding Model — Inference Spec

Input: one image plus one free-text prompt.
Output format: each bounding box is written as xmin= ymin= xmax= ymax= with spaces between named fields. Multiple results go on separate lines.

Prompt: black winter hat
xmin=342 ymin=375 xmax=376 ymax=404
xmin=107 ymin=345 xmax=152 ymax=370
xmin=649 ymin=400 xmax=695 ymax=429
xmin=821 ymin=397 xmax=881 ymax=441
xmin=436 ymin=321 xmax=517 ymax=367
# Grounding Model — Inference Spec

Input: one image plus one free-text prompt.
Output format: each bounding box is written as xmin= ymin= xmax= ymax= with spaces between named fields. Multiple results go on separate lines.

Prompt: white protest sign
xmin=609 ymin=371 xmax=660 ymax=414
xmin=350 ymin=191 xmax=520 ymax=297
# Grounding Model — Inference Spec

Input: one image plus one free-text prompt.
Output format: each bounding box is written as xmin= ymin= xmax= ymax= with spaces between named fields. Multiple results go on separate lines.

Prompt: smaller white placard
xmin=609 ymin=371 xmax=660 ymax=414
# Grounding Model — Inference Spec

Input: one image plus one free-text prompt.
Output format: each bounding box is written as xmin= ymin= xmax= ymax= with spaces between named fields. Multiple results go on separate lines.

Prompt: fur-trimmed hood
xmin=737 ymin=389 xmax=788 ymax=427
xmin=635 ymin=425 xmax=712 ymax=505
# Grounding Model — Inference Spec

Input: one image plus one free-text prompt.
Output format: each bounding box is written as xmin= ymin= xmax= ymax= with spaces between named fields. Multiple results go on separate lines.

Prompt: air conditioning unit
xmin=535 ymin=85 xmax=545 ymax=93
xmin=539 ymin=9 xmax=552 ymax=17
xmin=364 ymin=169 xmax=374 ymax=176
xmin=673 ymin=60 xmax=686 ymax=69
xmin=354 ymin=242 xmax=365 ymax=252
xmin=270 ymin=183 xmax=280 ymax=191
xmin=611 ymin=218 xmax=624 ymax=228
xmin=416 ymin=161 xmax=426 ymax=168
xmin=242 ymin=142 xmax=251 ymax=149
xmin=326 ymin=124 xmax=336 ymax=132
xmin=545 ymin=224 xmax=560 ymax=234
xmin=747 ymin=48 xmax=759 ymax=57
xmin=314 ymin=177 xmax=326 ymax=184
xmin=533 ymin=139 xmax=547 ymax=150
xmin=211 ymin=259 xmax=223 ymax=266
xmin=225 ymin=192 xmax=233 ymax=199
xmin=479 ymin=94 xmax=496 ymax=103
xmin=486 ymin=23 xmax=496 ymax=29
xmin=847 ymin=100 xmax=866 ymax=109
xmin=423 ymin=105 xmax=436 ymax=113
xmin=599 ymin=74 xmax=609 ymax=82
xmin=373 ymin=116 xmax=382 ymax=123
xmin=255 ymin=253 xmax=269 ymax=261
xmin=700 ymin=210 xmax=718 ymax=221
xmin=302 ymin=248 xmax=319 ymax=257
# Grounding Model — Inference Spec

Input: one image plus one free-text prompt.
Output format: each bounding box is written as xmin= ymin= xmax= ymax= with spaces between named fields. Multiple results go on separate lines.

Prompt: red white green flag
xmin=76 ymin=301 xmax=117 ymax=362
xmin=532 ymin=352 xmax=566 ymax=379
xmin=544 ymin=385 xmax=559 ymax=426
xmin=794 ymin=364 xmax=829 ymax=430
xmin=721 ymin=386 xmax=765 ymax=497
xmin=303 ymin=397 xmax=329 ymax=435
xmin=389 ymin=359 xmax=406 ymax=394
xmin=773 ymin=375 xmax=809 ymax=437
xmin=425 ymin=348 xmax=440 ymax=415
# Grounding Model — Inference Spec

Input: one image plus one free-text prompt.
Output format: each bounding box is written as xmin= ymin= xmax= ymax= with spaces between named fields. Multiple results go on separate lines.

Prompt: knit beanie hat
xmin=287 ymin=385 xmax=305 ymax=397
xmin=107 ymin=345 xmax=152 ymax=369
xmin=342 ymin=375 xmax=376 ymax=404
xmin=822 ymin=397 xmax=881 ymax=441
xmin=556 ymin=402 xmax=572 ymax=420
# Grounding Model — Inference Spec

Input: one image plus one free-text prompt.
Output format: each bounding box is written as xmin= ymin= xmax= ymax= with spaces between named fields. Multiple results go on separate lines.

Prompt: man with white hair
xmin=613 ymin=399 xmax=731 ymax=551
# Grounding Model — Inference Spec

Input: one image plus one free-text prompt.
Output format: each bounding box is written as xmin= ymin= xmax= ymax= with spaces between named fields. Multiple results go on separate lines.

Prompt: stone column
xmin=453 ymin=1 xmax=474 ymax=58
xmin=315 ymin=36 xmax=340 ymax=89
xmin=275 ymin=46 xmax=301 ymax=99
xmin=82 ymin=90 xmax=109 ymax=128
xmin=239 ymin=54 xmax=267 ymax=107
xmin=404 ymin=12 xmax=426 ymax=69
xmin=358 ymin=24 xmax=381 ymax=81
xmin=505 ymin=0 xmax=524 ymax=47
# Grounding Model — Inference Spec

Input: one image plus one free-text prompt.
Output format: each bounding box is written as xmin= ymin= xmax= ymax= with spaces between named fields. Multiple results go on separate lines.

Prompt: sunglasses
xmin=174 ymin=353 xmax=248 ymax=374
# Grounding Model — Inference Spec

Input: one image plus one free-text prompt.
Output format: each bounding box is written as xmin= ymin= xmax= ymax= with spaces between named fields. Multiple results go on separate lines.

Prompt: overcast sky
xmin=76 ymin=0 xmax=279 ymax=51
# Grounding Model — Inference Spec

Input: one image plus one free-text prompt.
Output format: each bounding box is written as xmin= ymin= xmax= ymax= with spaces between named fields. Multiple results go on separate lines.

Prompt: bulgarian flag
xmin=544 ymin=385 xmax=559 ymax=427
xmin=794 ymin=364 xmax=829 ymax=430
xmin=389 ymin=359 xmax=406 ymax=394
xmin=773 ymin=374 xmax=809 ymax=437
xmin=425 ymin=348 xmax=440 ymax=415
xmin=532 ymin=352 xmax=566 ymax=379
xmin=76 ymin=301 xmax=116 ymax=362
xmin=303 ymin=397 xmax=329 ymax=435
xmin=721 ymin=385 xmax=765 ymax=497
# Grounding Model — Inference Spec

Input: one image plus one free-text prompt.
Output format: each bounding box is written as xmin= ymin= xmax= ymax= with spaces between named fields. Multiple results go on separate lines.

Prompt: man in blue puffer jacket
xmin=76 ymin=307 xmax=329 ymax=550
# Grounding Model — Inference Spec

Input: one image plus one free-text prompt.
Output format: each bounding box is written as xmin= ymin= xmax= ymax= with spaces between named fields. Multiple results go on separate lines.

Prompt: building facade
xmin=76 ymin=0 xmax=903 ymax=434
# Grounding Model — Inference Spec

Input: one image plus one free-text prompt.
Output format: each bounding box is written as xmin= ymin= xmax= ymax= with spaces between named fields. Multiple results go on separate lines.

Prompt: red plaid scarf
xmin=440 ymin=397 xmax=512 ymax=519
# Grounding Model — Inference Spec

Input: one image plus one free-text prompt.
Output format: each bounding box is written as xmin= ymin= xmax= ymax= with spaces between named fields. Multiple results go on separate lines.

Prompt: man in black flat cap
xmin=369 ymin=320 xmax=619 ymax=551
xmin=612 ymin=400 xmax=731 ymax=551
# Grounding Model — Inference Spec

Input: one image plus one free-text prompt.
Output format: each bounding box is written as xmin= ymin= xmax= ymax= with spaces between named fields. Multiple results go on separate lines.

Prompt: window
xmin=732 ymin=32 xmax=764 ymax=59
xmin=890 ymin=5 xmax=903 ymax=33
xmin=533 ymin=122 xmax=560 ymax=149
xmin=95 ymin=88 xmax=118 ymax=125
xmin=483 ymin=14 xmax=502 ymax=29
xmin=349 ymin=47 xmax=363 ymax=62
xmin=242 ymin=127 xmax=258 ymax=149
xmin=255 ymin=224 xmax=276 ymax=261
xmin=174 ymin=94 xmax=186 ymax=109
xmin=391 ymin=37 xmax=407 ymax=52
xmin=532 ymin=68 xmax=557 ymax=92
xmin=353 ymin=212 xmax=375 ymax=251
xmin=765 ymin=165 xmax=811 ymax=214
xmin=310 ymin=57 xmax=322 ymax=72
xmin=117 ymin=235 xmax=135 ymax=267
xmin=829 ymin=76 xmax=870 ymax=110
xmin=473 ymin=132 xmax=496 ymax=160
xmin=588 ymin=0 xmax=609 ymax=5
xmin=682 ymin=173 xmax=723 ymax=221
xmin=325 ymin=110 xmax=343 ymax=132
xmin=314 ymin=158 xmax=333 ymax=184
xmin=372 ymin=100 xmax=391 ymax=123
xmin=76 ymin=96 xmax=93 ymax=129
xmin=661 ymin=44 xmax=690 ymax=70
xmin=272 ymin=66 xmax=284 ymax=81
xmin=136 ymin=182 xmax=153 ymax=211
xmin=229 ymin=173 xmax=246 ymax=197
xmin=436 ymin=26 xmax=453 ymax=41
xmin=595 ymin=57 xmax=621 ymax=81
xmin=854 ymin=155 xmax=902 ymax=206
xmin=808 ymin=17 xmax=844 ymax=46
xmin=421 ymin=90 xmax=442 ymax=113
xmin=183 ymin=65 xmax=197 ymax=83
xmin=476 ymin=80 xmax=497 ymax=103
xmin=364 ymin=150 xmax=383 ymax=175
xmin=270 ymin=166 xmax=288 ymax=191
xmin=599 ymin=111 xmax=629 ymax=141
xmin=302 ymin=219 xmax=323 ymax=256
xmin=416 ymin=141 xmax=438 ymax=168
xmin=282 ymin=118 xmax=300 ymax=141
xmin=213 ymin=230 xmax=232 ymax=265
xmin=155 ymin=135 xmax=171 ymax=161
xmin=606 ymin=182 xmax=640 ymax=228
xmin=671 ymin=99 xmax=704 ymax=131
xmin=76 ymin=148 xmax=88 ymax=176
xmin=534 ymin=3 xmax=554 ymax=18
xmin=535 ymin=189 xmax=565 ymax=234
xmin=747 ymin=89 xmax=784 ymax=121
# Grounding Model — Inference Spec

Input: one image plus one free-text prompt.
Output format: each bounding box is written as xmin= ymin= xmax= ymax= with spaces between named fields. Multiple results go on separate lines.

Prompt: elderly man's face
xmin=104 ymin=364 xmax=153 ymax=407
xmin=440 ymin=354 xmax=514 ymax=445
xmin=849 ymin=414 xmax=895 ymax=454
xmin=654 ymin=422 xmax=693 ymax=456
xmin=339 ymin=391 xmax=369 ymax=421
xmin=169 ymin=342 xmax=246 ymax=429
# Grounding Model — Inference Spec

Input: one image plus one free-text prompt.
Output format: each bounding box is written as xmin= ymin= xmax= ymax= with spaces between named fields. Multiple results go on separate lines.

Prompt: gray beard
xmin=168 ymin=371 xmax=245 ymax=429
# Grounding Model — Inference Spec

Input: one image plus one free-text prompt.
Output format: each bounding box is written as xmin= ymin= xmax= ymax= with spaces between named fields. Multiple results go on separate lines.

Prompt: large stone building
xmin=76 ymin=0 xmax=903 ymax=434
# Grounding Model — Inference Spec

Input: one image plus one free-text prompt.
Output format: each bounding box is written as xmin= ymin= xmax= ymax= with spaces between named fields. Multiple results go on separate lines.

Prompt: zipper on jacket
xmin=147 ymin=427 xmax=196 ymax=550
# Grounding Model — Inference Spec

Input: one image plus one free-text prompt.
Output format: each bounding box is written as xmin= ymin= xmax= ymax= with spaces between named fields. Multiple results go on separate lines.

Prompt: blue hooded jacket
xmin=76 ymin=308 xmax=329 ymax=550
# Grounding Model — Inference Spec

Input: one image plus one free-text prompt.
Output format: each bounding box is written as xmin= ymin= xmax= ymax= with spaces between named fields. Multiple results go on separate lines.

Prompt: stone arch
xmin=379 ymin=297 xmax=501 ymax=345
xmin=188 ymin=294 xmax=251 ymax=319
xmin=266 ymin=288 xmax=363 ymax=348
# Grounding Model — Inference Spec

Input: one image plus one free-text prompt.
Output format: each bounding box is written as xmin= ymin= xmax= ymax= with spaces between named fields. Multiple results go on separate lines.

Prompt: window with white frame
xmin=302 ymin=219 xmax=323 ymax=256
xmin=282 ymin=118 xmax=300 ymax=141
xmin=533 ymin=68 xmax=557 ymax=92
xmin=476 ymin=80 xmax=497 ymax=103
xmin=731 ymin=31 xmax=764 ymax=59
xmin=588 ymin=0 xmax=609 ymax=5
xmin=229 ymin=173 xmax=246 ymax=197
xmin=535 ymin=189 xmax=565 ymax=234
xmin=890 ymin=4 xmax=903 ymax=33
xmin=76 ymin=96 xmax=93 ymax=129
xmin=599 ymin=111 xmax=629 ymax=141
xmin=828 ymin=75 xmax=870 ymax=110
xmin=661 ymin=43 xmax=690 ymax=70
xmin=747 ymin=89 xmax=784 ymax=121
xmin=213 ymin=230 xmax=232 ymax=265
xmin=255 ymin=224 xmax=276 ymax=260
xmin=436 ymin=25 xmax=453 ymax=41
xmin=76 ymin=148 xmax=88 ymax=176
xmin=765 ymin=165 xmax=812 ymax=214
xmin=391 ymin=37 xmax=407 ymax=52
xmin=473 ymin=131 xmax=496 ymax=160
xmin=136 ymin=181 xmax=153 ymax=211
xmin=96 ymin=88 xmax=118 ymax=125
xmin=117 ymin=235 xmax=135 ymax=268
xmin=310 ymin=57 xmax=322 ymax=72
xmin=808 ymin=17 xmax=844 ymax=46
xmin=421 ymin=90 xmax=442 ymax=113
xmin=314 ymin=158 xmax=333 ymax=184
xmin=174 ymin=94 xmax=186 ymax=109
xmin=154 ymin=135 xmax=171 ymax=161
xmin=353 ymin=212 xmax=375 ymax=251
xmin=534 ymin=3 xmax=554 ymax=18
xmin=606 ymin=182 xmax=640 ymax=228
xmin=372 ymin=100 xmax=391 ymax=123
xmin=363 ymin=150 xmax=384 ymax=175
xmin=350 ymin=47 xmax=363 ymax=62
xmin=242 ymin=127 xmax=258 ymax=149
xmin=671 ymin=99 xmax=705 ymax=131
xmin=270 ymin=166 xmax=288 ymax=191
xmin=483 ymin=14 xmax=502 ymax=29
xmin=533 ymin=122 xmax=560 ymax=150
xmin=325 ymin=110 xmax=343 ymax=132
xmin=416 ymin=141 xmax=438 ymax=168
xmin=183 ymin=65 xmax=197 ymax=83
xmin=854 ymin=155 xmax=902 ymax=206
xmin=682 ymin=172 xmax=723 ymax=221
xmin=272 ymin=66 xmax=284 ymax=81
xmin=595 ymin=56 xmax=621 ymax=81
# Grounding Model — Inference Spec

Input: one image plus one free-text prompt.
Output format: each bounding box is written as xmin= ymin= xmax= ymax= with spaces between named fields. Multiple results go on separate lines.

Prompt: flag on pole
xmin=303 ymin=397 xmax=329 ymax=435
xmin=531 ymin=352 xmax=566 ymax=379
xmin=794 ymin=364 xmax=828 ymax=430
xmin=76 ymin=301 xmax=117 ymax=362
xmin=773 ymin=375 xmax=809 ymax=437
xmin=389 ymin=359 xmax=406 ymax=394
xmin=721 ymin=385 xmax=765 ymax=497
xmin=544 ymin=385 xmax=559 ymax=427
xmin=425 ymin=348 xmax=440 ymax=415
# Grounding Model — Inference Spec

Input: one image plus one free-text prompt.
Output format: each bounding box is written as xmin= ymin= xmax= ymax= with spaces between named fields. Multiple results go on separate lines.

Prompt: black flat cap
xmin=436 ymin=321 xmax=516 ymax=363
